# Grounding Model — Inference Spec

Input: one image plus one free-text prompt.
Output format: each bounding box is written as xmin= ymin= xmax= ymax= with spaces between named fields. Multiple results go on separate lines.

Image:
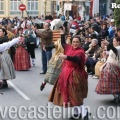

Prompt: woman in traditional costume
xmin=96 ymin=37 xmax=120 ymax=104
xmin=0 ymin=28 xmax=15 ymax=89
xmin=40 ymin=38 xmax=64 ymax=91
xmin=40 ymin=35 xmax=71 ymax=91
xmin=14 ymin=28 xmax=31 ymax=71
xmin=49 ymin=34 xmax=89 ymax=119
xmin=0 ymin=36 xmax=22 ymax=89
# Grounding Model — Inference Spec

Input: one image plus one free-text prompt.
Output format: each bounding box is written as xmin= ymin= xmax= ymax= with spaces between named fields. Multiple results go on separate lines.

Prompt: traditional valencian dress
xmin=49 ymin=35 xmax=88 ymax=107
xmin=96 ymin=45 xmax=120 ymax=94
xmin=14 ymin=41 xmax=31 ymax=71
xmin=0 ymin=36 xmax=16 ymax=80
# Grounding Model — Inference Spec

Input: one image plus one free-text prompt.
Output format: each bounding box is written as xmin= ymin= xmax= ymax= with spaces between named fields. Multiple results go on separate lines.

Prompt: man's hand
xmin=42 ymin=45 xmax=46 ymax=51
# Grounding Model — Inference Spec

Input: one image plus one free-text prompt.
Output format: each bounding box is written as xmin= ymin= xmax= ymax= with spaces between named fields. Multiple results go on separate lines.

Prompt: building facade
xmin=0 ymin=0 xmax=114 ymax=19
xmin=0 ymin=0 xmax=91 ymax=19
xmin=0 ymin=0 xmax=51 ymax=18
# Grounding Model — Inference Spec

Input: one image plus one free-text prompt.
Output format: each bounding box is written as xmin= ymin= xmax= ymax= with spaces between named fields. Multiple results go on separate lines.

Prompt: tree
xmin=114 ymin=0 xmax=120 ymax=26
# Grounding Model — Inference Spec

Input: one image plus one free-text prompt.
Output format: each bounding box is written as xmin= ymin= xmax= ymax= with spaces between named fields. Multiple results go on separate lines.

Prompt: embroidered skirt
xmin=14 ymin=46 xmax=31 ymax=71
xmin=96 ymin=63 xmax=120 ymax=94
xmin=0 ymin=51 xmax=16 ymax=80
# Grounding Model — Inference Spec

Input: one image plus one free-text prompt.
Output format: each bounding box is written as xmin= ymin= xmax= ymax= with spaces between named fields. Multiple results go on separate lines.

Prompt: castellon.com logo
xmin=111 ymin=3 xmax=120 ymax=8
xmin=0 ymin=104 xmax=120 ymax=119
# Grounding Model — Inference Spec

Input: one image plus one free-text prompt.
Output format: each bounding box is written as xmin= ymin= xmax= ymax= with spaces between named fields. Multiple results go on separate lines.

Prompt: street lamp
xmin=43 ymin=0 xmax=47 ymax=16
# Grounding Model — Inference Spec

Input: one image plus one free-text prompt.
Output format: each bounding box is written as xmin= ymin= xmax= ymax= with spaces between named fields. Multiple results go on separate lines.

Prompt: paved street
xmin=0 ymin=48 xmax=120 ymax=120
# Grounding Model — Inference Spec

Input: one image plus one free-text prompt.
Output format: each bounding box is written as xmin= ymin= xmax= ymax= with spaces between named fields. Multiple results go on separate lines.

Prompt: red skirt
xmin=96 ymin=63 xmax=120 ymax=94
xmin=14 ymin=46 xmax=31 ymax=70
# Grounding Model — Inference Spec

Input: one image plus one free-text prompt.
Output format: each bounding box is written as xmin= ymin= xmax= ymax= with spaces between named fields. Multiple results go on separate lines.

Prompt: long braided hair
xmin=49 ymin=39 xmax=64 ymax=67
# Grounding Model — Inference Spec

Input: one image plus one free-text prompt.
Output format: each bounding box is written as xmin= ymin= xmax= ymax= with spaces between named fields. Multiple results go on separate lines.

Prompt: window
xmin=10 ymin=0 xmax=21 ymax=15
xmin=0 ymin=0 xmax=4 ymax=14
xmin=27 ymin=0 xmax=38 ymax=16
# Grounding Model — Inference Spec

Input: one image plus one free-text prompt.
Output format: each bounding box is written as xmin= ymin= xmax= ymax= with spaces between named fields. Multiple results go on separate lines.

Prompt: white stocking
xmin=80 ymin=104 xmax=87 ymax=118
xmin=72 ymin=104 xmax=87 ymax=118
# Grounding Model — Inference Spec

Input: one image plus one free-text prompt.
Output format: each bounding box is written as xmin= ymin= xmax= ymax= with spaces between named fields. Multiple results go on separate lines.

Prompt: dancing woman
xmin=0 ymin=28 xmax=15 ymax=89
xmin=49 ymin=33 xmax=89 ymax=119
xmin=40 ymin=34 xmax=71 ymax=91
xmin=0 ymin=36 xmax=23 ymax=89
xmin=40 ymin=38 xmax=64 ymax=91
xmin=96 ymin=37 xmax=120 ymax=104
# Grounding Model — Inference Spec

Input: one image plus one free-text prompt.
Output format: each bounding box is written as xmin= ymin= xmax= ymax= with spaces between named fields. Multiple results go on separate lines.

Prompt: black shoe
xmin=40 ymin=72 xmax=46 ymax=74
xmin=118 ymin=95 xmax=120 ymax=102
xmin=0 ymin=82 xmax=3 ymax=90
xmin=84 ymin=112 xmax=91 ymax=120
xmin=112 ymin=98 xmax=119 ymax=105
xmin=40 ymin=82 xmax=46 ymax=91
xmin=0 ymin=80 xmax=8 ymax=89
xmin=69 ymin=114 xmax=81 ymax=119
xmin=112 ymin=94 xmax=120 ymax=104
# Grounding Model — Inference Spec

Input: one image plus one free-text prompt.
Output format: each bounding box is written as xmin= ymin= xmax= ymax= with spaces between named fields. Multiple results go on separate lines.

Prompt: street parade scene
xmin=0 ymin=0 xmax=120 ymax=120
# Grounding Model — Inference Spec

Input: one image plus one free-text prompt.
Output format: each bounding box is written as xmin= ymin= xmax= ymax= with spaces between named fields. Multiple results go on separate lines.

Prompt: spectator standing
xmin=108 ymin=19 xmax=115 ymax=41
xmin=36 ymin=22 xmax=53 ymax=74
xmin=23 ymin=22 xmax=36 ymax=66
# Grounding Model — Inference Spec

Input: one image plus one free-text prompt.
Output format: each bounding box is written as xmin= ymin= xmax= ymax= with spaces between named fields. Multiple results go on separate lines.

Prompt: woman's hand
xmin=59 ymin=53 xmax=67 ymax=59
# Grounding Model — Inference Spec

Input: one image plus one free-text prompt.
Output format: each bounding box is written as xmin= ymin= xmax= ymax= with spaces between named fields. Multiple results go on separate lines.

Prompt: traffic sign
xmin=19 ymin=4 xmax=26 ymax=11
